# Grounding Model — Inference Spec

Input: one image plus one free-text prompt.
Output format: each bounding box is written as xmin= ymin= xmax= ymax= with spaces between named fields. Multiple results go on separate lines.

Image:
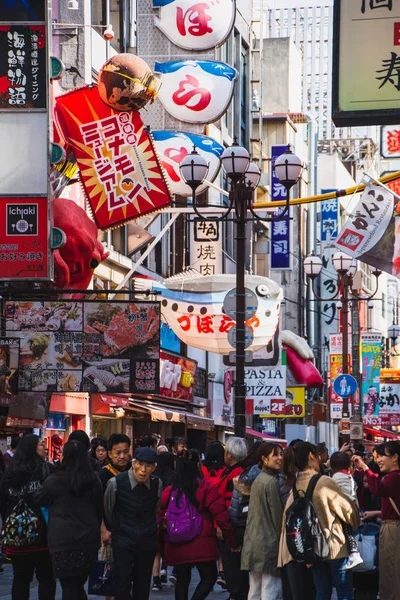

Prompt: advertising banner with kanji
xmin=333 ymin=0 xmax=400 ymax=125
xmin=190 ymin=219 xmax=222 ymax=276
xmin=4 ymin=300 xmax=160 ymax=394
xmin=361 ymin=331 xmax=382 ymax=417
xmin=336 ymin=182 xmax=395 ymax=275
xmin=55 ymin=85 xmax=171 ymax=230
xmin=0 ymin=197 xmax=49 ymax=280
xmin=270 ymin=145 xmax=291 ymax=270
xmin=0 ymin=25 xmax=46 ymax=109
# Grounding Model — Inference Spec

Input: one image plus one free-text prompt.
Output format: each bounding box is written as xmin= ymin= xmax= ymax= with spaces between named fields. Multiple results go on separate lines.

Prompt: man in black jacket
xmin=104 ymin=447 xmax=161 ymax=600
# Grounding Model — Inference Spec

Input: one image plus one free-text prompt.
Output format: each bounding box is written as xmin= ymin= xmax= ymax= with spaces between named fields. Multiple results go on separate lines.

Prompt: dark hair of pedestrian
xmin=375 ymin=441 xmax=400 ymax=460
xmin=90 ymin=436 xmax=102 ymax=449
xmin=171 ymin=449 xmax=201 ymax=508
xmin=330 ymin=451 xmax=351 ymax=474
xmin=292 ymin=441 xmax=318 ymax=471
xmin=69 ymin=430 xmax=90 ymax=451
xmin=61 ymin=440 xmax=98 ymax=496
xmin=354 ymin=443 xmax=365 ymax=455
xmin=6 ymin=434 xmax=42 ymax=487
xmin=316 ymin=442 xmax=327 ymax=455
xmin=10 ymin=437 xmax=20 ymax=451
xmin=90 ymin=437 xmax=107 ymax=459
xmin=107 ymin=433 xmax=131 ymax=452
xmin=139 ymin=434 xmax=159 ymax=449
xmin=289 ymin=438 xmax=303 ymax=448
xmin=242 ymin=440 xmax=262 ymax=469
xmin=154 ymin=451 xmax=175 ymax=488
xmin=203 ymin=441 xmax=225 ymax=470
xmin=257 ymin=442 xmax=283 ymax=469
xmin=167 ymin=436 xmax=188 ymax=453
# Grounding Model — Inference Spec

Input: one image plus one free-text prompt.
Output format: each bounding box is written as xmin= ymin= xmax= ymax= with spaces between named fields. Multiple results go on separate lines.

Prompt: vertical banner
xmin=329 ymin=333 xmax=352 ymax=419
xmin=320 ymin=195 xmax=340 ymax=354
xmin=190 ymin=219 xmax=222 ymax=275
xmin=270 ymin=145 xmax=291 ymax=270
xmin=361 ymin=331 xmax=382 ymax=418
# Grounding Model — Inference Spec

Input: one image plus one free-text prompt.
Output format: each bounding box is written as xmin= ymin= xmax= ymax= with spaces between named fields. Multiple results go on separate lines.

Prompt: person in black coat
xmin=34 ymin=440 xmax=103 ymax=600
xmin=0 ymin=434 xmax=56 ymax=600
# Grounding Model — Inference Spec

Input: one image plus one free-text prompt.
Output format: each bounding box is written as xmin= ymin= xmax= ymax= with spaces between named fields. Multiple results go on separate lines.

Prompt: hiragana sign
xmin=152 ymin=0 xmax=235 ymax=50
xmin=381 ymin=125 xmax=400 ymax=158
xmin=333 ymin=0 xmax=400 ymax=125
xmin=54 ymin=85 xmax=171 ymax=230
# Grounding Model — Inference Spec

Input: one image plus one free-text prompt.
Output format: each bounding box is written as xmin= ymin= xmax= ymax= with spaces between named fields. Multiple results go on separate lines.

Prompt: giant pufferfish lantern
xmin=98 ymin=53 xmax=161 ymax=112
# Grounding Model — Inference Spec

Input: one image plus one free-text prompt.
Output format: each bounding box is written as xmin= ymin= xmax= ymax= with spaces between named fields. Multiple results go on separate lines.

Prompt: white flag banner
xmin=335 ymin=183 xmax=394 ymax=258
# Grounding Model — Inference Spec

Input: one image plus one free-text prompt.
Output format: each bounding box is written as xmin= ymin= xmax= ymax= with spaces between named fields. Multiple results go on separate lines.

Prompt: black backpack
xmin=285 ymin=474 xmax=330 ymax=564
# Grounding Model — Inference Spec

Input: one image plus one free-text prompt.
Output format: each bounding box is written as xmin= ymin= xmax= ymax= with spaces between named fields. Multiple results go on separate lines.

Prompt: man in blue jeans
xmin=312 ymin=558 xmax=353 ymax=600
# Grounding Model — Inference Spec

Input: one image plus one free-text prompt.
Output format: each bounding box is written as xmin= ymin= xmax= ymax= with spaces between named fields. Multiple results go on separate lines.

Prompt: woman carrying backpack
xmin=278 ymin=442 xmax=359 ymax=600
xmin=0 ymin=434 xmax=56 ymax=600
xmin=34 ymin=440 xmax=103 ymax=600
xmin=162 ymin=450 xmax=238 ymax=600
xmin=241 ymin=442 xmax=284 ymax=600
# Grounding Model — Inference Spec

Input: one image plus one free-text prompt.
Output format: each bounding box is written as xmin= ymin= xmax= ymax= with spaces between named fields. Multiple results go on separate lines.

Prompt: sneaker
xmin=169 ymin=573 xmax=177 ymax=586
xmin=343 ymin=551 xmax=364 ymax=570
xmin=152 ymin=577 xmax=163 ymax=591
xmin=160 ymin=570 xmax=167 ymax=585
xmin=217 ymin=572 xmax=227 ymax=589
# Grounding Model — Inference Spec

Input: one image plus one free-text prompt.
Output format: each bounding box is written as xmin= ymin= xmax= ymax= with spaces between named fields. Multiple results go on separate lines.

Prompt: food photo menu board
xmin=4 ymin=300 xmax=160 ymax=394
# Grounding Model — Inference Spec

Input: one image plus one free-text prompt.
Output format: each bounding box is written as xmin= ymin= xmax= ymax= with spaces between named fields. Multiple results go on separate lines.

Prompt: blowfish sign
xmin=152 ymin=130 xmax=224 ymax=196
xmin=154 ymin=60 xmax=237 ymax=124
xmin=152 ymin=0 xmax=235 ymax=50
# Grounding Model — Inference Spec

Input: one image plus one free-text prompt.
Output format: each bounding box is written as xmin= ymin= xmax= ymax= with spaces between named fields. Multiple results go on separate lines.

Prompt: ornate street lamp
xmin=180 ymin=142 xmax=303 ymax=437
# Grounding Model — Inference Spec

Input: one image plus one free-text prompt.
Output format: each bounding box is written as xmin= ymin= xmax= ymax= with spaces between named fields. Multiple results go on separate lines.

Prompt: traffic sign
xmin=227 ymin=325 xmax=254 ymax=349
xmin=333 ymin=374 xmax=358 ymax=398
xmin=223 ymin=287 xmax=258 ymax=321
xmin=51 ymin=227 xmax=67 ymax=249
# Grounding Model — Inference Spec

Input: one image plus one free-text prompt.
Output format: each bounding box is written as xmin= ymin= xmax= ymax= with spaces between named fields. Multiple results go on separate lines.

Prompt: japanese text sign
xmin=159 ymin=350 xmax=197 ymax=401
xmin=154 ymin=60 xmax=237 ymax=124
xmin=333 ymin=0 xmax=400 ymax=125
xmin=190 ymin=219 xmax=222 ymax=275
xmin=152 ymin=0 xmax=235 ymax=50
xmin=379 ymin=381 xmax=400 ymax=414
xmin=259 ymin=386 xmax=306 ymax=419
xmin=321 ymin=196 xmax=339 ymax=241
xmin=152 ymin=130 xmax=223 ymax=196
xmin=336 ymin=182 xmax=394 ymax=264
xmin=0 ymin=197 xmax=49 ymax=280
xmin=270 ymin=146 xmax=291 ymax=270
xmin=4 ymin=300 xmax=160 ymax=395
xmin=361 ymin=331 xmax=382 ymax=417
xmin=0 ymin=25 xmax=46 ymax=109
xmin=381 ymin=125 xmax=400 ymax=158
xmin=54 ymin=85 xmax=171 ymax=230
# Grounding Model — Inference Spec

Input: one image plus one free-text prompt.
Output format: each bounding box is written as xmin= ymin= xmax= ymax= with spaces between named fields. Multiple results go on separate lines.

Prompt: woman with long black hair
xmin=34 ymin=440 xmax=103 ymax=600
xmin=89 ymin=437 xmax=109 ymax=469
xmin=0 ymin=434 xmax=56 ymax=600
xmin=162 ymin=450 xmax=237 ymax=600
xmin=201 ymin=441 xmax=226 ymax=486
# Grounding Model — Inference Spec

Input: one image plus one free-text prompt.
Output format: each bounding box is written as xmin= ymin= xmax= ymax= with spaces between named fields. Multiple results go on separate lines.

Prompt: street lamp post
xmin=304 ymin=251 xmax=381 ymax=421
xmin=180 ymin=143 xmax=303 ymax=438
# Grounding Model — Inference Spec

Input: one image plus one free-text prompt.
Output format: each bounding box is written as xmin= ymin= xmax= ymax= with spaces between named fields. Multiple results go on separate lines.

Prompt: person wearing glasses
xmin=104 ymin=447 xmax=162 ymax=600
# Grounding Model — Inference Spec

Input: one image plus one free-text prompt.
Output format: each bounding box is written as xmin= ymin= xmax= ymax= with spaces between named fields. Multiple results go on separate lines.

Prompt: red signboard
xmin=159 ymin=350 xmax=197 ymax=402
xmin=0 ymin=197 xmax=49 ymax=279
xmin=55 ymin=85 xmax=171 ymax=230
xmin=363 ymin=415 xmax=400 ymax=427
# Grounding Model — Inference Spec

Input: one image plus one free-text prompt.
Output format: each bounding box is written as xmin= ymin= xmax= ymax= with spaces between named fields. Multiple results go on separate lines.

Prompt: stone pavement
xmin=0 ymin=563 xmax=227 ymax=600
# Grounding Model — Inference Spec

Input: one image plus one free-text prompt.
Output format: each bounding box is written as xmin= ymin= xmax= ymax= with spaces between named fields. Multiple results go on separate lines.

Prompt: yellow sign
xmin=260 ymin=386 xmax=305 ymax=419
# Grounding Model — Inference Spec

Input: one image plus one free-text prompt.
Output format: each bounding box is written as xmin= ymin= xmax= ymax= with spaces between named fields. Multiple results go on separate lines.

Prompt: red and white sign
xmin=159 ymin=350 xmax=197 ymax=402
xmin=55 ymin=86 xmax=171 ymax=230
xmin=364 ymin=414 xmax=400 ymax=427
xmin=0 ymin=197 xmax=49 ymax=280
xmin=153 ymin=0 xmax=236 ymax=51
xmin=381 ymin=125 xmax=400 ymax=159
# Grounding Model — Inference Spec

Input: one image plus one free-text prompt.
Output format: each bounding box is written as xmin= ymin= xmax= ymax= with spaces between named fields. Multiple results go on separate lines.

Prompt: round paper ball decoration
xmin=98 ymin=53 xmax=161 ymax=111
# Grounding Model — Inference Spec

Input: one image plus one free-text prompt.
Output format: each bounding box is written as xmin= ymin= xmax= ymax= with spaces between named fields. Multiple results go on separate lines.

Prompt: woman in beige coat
xmin=278 ymin=442 xmax=359 ymax=600
xmin=241 ymin=442 xmax=284 ymax=600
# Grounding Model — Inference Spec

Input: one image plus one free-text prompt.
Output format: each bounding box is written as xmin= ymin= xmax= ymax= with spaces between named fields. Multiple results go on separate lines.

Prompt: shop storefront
xmin=45 ymin=392 xmax=89 ymax=461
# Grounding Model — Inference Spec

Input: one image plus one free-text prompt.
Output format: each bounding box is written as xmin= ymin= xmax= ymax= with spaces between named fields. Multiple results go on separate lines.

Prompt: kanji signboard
xmin=153 ymin=0 xmax=235 ymax=50
xmin=333 ymin=0 xmax=400 ymax=125
xmin=154 ymin=60 xmax=237 ymax=124
xmin=190 ymin=219 xmax=222 ymax=275
xmin=270 ymin=146 xmax=291 ymax=270
xmin=0 ymin=25 xmax=47 ymax=109
xmin=55 ymin=86 xmax=171 ymax=230
xmin=381 ymin=125 xmax=400 ymax=158
xmin=0 ymin=197 xmax=49 ymax=280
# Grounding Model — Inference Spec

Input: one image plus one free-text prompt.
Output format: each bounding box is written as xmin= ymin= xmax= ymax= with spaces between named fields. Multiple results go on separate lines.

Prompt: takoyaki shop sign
xmin=4 ymin=300 xmax=160 ymax=395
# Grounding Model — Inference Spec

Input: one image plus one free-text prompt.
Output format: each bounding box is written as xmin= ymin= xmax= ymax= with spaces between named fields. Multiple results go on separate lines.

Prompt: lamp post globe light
xmin=389 ymin=324 xmax=400 ymax=340
xmin=304 ymin=249 xmax=381 ymax=426
xmin=179 ymin=142 xmax=302 ymax=437
xmin=274 ymin=145 xmax=303 ymax=192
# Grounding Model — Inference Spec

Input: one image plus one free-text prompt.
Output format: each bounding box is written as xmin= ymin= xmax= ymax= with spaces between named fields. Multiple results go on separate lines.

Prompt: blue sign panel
xmin=321 ymin=192 xmax=339 ymax=242
xmin=160 ymin=322 xmax=181 ymax=354
xmin=270 ymin=145 xmax=291 ymax=270
xmin=333 ymin=374 xmax=358 ymax=398
xmin=47 ymin=412 xmax=67 ymax=431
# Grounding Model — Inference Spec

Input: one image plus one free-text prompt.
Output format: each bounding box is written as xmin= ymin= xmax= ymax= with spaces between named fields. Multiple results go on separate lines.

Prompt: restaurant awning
xmin=364 ymin=426 xmax=400 ymax=440
xmin=246 ymin=427 xmax=287 ymax=447
xmin=127 ymin=400 xmax=214 ymax=430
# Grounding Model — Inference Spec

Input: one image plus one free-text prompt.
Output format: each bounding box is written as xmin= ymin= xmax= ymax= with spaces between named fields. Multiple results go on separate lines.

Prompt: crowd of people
xmin=0 ymin=432 xmax=398 ymax=600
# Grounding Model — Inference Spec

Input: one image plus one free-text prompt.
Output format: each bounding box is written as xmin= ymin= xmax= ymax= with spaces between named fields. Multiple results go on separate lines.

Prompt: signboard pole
xmin=234 ymin=189 xmax=247 ymax=438
xmin=341 ymin=275 xmax=350 ymax=421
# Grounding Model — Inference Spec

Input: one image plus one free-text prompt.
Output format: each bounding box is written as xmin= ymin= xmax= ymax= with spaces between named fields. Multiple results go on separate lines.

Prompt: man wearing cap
xmin=104 ymin=447 xmax=162 ymax=600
